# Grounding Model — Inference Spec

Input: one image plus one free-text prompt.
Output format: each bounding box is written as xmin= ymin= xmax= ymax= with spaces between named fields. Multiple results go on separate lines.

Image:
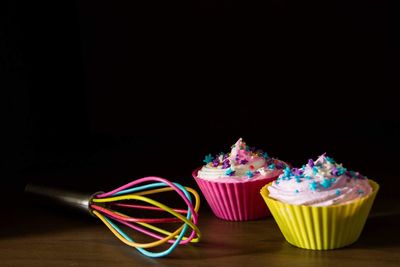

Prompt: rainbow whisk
xmin=25 ymin=177 xmax=201 ymax=258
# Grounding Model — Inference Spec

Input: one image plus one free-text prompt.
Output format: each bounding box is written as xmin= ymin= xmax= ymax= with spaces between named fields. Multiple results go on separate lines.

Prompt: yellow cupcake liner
xmin=260 ymin=179 xmax=379 ymax=250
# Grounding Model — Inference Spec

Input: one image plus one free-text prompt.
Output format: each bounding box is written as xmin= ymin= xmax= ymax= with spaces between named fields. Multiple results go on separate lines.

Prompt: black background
xmin=2 ymin=1 xmax=399 ymax=197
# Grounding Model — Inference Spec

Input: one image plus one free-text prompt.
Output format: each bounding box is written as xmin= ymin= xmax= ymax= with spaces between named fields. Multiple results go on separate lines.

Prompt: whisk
xmin=25 ymin=176 xmax=201 ymax=258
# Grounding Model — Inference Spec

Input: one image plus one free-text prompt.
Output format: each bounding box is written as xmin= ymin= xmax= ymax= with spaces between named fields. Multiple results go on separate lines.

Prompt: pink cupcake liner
xmin=192 ymin=168 xmax=279 ymax=221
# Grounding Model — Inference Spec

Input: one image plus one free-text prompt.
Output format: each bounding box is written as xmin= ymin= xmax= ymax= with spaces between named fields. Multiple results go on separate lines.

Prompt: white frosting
xmin=196 ymin=138 xmax=285 ymax=182
xmin=268 ymin=154 xmax=373 ymax=206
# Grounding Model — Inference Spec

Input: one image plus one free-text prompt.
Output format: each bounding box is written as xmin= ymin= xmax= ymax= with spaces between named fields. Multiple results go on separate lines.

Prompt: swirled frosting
xmin=197 ymin=138 xmax=286 ymax=182
xmin=268 ymin=154 xmax=372 ymax=206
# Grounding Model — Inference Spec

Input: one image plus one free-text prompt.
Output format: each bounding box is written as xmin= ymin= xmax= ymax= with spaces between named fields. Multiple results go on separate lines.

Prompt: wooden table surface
xmin=1 ymin=193 xmax=399 ymax=267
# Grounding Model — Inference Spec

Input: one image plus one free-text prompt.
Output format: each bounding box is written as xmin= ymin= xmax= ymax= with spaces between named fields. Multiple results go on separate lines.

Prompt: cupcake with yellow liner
xmin=193 ymin=138 xmax=288 ymax=221
xmin=260 ymin=153 xmax=379 ymax=250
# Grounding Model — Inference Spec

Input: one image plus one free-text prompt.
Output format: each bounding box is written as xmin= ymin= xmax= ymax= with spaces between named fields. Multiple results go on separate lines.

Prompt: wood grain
xmin=1 ymin=194 xmax=399 ymax=267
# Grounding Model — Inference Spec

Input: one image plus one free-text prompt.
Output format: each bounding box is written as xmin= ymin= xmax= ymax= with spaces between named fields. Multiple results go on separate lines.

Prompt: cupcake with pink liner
xmin=192 ymin=138 xmax=288 ymax=221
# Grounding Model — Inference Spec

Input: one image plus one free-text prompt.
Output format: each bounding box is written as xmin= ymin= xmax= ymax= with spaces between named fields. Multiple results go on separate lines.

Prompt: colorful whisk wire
xmin=91 ymin=177 xmax=201 ymax=258
xmin=25 ymin=177 xmax=201 ymax=258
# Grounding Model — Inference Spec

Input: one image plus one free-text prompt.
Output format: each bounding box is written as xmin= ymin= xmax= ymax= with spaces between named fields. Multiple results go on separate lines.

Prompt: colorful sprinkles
xmin=273 ymin=154 xmax=370 ymax=198
xmin=202 ymin=138 xmax=286 ymax=178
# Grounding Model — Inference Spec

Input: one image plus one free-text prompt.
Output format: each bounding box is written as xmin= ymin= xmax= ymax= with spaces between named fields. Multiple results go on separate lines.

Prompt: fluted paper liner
xmin=193 ymin=169 xmax=278 ymax=221
xmin=260 ymin=179 xmax=379 ymax=250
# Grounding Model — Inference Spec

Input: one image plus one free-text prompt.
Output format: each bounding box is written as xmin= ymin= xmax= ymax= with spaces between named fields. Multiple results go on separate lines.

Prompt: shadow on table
xmin=154 ymin=214 xmax=284 ymax=260
xmin=350 ymin=211 xmax=400 ymax=249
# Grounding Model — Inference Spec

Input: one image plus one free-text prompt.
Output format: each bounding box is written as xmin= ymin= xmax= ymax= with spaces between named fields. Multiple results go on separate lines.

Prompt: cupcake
xmin=260 ymin=153 xmax=379 ymax=250
xmin=192 ymin=138 xmax=288 ymax=221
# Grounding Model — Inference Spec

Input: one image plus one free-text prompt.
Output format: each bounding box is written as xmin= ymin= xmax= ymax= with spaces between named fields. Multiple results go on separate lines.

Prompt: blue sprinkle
xmin=320 ymin=178 xmax=332 ymax=188
xmin=309 ymin=181 xmax=318 ymax=191
xmin=246 ymin=170 xmax=254 ymax=178
xmin=225 ymin=168 xmax=235 ymax=176
xmin=245 ymin=146 xmax=250 ymax=151
xmin=357 ymin=189 xmax=364 ymax=195
xmin=312 ymin=167 xmax=318 ymax=175
xmin=295 ymin=176 xmax=302 ymax=183
xmin=203 ymin=154 xmax=214 ymax=164
xmin=336 ymin=189 xmax=341 ymax=196
xmin=337 ymin=166 xmax=347 ymax=176
xmin=284 ymin=167 xmax=291 ymax=176
xmin=330 ymin=178 xmax=336 ymax=183
xmin=263 ymin=152 xmax=269 ymax=159
xmin=325 ymin=156 xmax=335 ymax=164
xmin=268 ymin=163 xmax=275 ymax=170
xmin=295 ymin=189 xmax=299 ymax=193
xmin=275 ymin=180 xmax=280 ymax=185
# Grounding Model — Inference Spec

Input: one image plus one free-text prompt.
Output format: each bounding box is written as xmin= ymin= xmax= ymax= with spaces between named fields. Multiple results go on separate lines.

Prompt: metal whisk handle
xmin=24 ymin=183 xmax=93 ymax=214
